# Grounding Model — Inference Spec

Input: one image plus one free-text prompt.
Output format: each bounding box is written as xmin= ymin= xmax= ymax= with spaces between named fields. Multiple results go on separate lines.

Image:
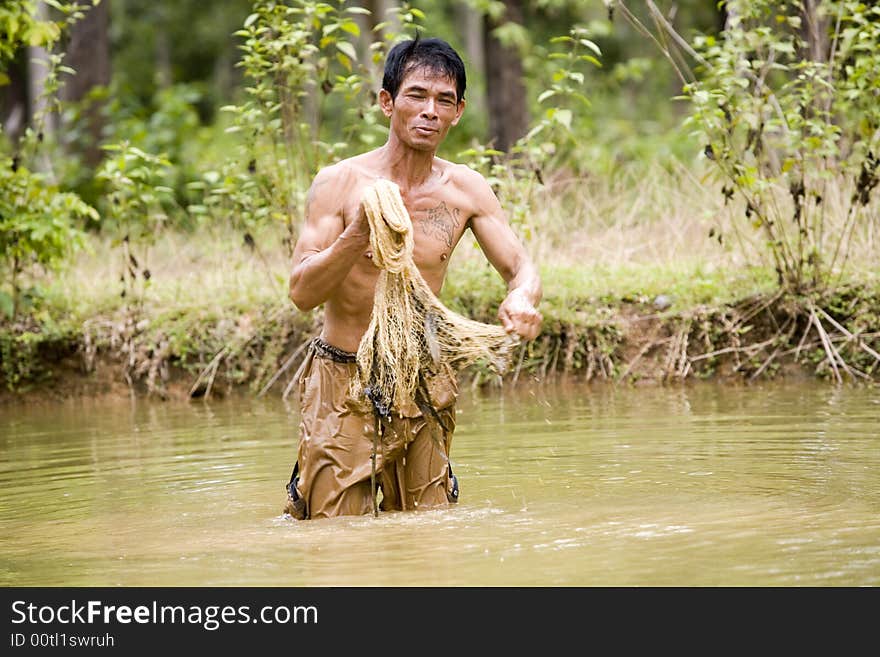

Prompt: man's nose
xmin=420 ymin=99 xmax=438 ymax=119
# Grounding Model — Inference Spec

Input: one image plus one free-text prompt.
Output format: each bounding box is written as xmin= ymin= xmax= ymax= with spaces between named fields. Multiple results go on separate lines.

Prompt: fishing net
xmin=353 ymin=178 xmax=519 ymax=418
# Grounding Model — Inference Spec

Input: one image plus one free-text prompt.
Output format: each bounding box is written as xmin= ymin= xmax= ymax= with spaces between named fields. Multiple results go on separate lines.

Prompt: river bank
xmin=2 ymin=219 xmax=879 ymax=404
xmin=3 ymin=279 xmax=878 ymax=406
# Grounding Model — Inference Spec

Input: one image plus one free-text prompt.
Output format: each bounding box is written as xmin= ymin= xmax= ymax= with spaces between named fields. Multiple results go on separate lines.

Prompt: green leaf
xmin=537 ymin=89 xmax=556 ymax=103
xmin=554 ymin=109 xmax=572 ymax=130
xmin=244 ymin=13 xmax=259 ymax=28
xmin=524 ymin=123 xmax=545 ymax=142
xmin=336 ymin=41 xmax=357 ymax=61
xmin=27 ymin=21 xmax=60 ymax=47
xmin=340 ymin=21 xmax=360 ymax=37
xmin=579 ymin=38 xmax=601 ymax=56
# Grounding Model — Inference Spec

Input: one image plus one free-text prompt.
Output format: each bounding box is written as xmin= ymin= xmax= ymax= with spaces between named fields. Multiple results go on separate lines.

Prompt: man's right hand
xmin=289 ymin=167 xmax=373 ymax=311
xmin=344 ymin=198 xmax=371 ymax=246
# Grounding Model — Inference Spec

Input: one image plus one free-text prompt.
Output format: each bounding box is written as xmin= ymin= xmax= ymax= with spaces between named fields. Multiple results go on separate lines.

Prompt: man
xmin=284 ymin=35 xmax=542 ymax=520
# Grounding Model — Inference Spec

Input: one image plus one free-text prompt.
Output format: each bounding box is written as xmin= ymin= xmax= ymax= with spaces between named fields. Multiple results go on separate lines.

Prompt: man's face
xmin=381 ymin=66 xmax=465 ymax=152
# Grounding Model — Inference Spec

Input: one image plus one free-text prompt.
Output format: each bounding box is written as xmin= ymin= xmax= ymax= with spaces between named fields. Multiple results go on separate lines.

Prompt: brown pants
xmin=286 ymin=340 xmax=459 ymax=519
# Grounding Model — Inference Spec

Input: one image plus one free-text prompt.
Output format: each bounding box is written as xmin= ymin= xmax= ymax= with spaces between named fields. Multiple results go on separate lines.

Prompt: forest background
xmin=1 ymin=0 xmax=878 ymax=401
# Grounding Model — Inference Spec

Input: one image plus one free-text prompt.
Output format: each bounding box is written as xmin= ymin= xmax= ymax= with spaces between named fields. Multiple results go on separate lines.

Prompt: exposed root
xmin=4 ymin=286 xmax=879 ymax=398
xmin=189 ymin=346 xmax=228 ymax=399
xmin=815 ymin=306 xmax=880 ymax=364
xmin=808 ymin=305 xmax=870 ymax=382
xmin=617 ymin=333 xmax=671 ymax=382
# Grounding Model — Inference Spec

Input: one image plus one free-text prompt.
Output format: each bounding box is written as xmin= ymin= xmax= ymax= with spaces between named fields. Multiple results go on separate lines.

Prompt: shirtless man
xmin=284 ymin=36 xmax=542 ymax=520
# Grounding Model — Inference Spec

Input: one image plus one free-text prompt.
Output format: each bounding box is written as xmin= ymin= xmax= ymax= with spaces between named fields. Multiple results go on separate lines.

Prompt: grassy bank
xmin=2 ymin=165 xmax=879 ymax=401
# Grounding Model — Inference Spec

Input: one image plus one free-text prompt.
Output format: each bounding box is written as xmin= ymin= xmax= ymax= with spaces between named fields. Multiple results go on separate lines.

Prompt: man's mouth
xmin=414 ymin=126 xmax=437 ymax=135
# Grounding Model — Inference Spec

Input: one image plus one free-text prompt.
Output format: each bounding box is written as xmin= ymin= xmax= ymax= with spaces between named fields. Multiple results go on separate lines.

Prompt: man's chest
xmin=408 ymin=198 xmax=466 ymax=251
xmin=346 ymin=177 xmax=472 ymax=266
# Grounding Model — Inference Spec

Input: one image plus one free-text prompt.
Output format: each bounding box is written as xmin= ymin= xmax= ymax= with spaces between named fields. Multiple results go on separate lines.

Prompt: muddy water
xmin=1 ymin=381 xmax=878 ymax=586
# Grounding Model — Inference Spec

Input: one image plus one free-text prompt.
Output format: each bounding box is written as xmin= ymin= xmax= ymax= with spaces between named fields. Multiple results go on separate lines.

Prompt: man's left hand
xmin=498 ymin=289 xmax=542 ymax=341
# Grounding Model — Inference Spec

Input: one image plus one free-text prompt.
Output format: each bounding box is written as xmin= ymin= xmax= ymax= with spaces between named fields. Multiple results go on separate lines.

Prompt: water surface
xmin=1 ymin=381 xmax=878 ymax=586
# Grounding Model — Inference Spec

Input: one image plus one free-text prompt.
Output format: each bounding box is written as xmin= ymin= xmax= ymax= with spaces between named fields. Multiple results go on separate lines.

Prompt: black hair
xmin=382 ymin=34 xmax=466 ymax=102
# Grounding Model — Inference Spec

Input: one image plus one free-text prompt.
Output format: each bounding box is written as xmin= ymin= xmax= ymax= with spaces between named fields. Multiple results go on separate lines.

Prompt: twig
xmin=663 ymin=326 xmax=688 ymax=381
xmin=548 ymin=337 xmax=562 ymax=379
xmin=282 ymin=368 xmax=300 ymax=401
xmin=691 ymin=336 xmax=777 ymax=362
xmin=585 ymin=342 xmax=596 ymax=381
xmin=644 ymin=0 xmax=706 ymax=67
xmin=617 ymin=331 xmax=669 ymax=381
xmin=750 ymin=345 xmax=781 ymax=380
xmin=815 ymin=306 xmax=880 ymax=363
xmin=538 ymin=335 xmax=552 ymax=379
xmin=189 ymin=306 xmax=289 ymax=398
xmin=189 ymin=346 xmax=228 ymax=399
xmin=258 ymin=334 xmax=314 ymax=397
xmin=633 ymin=0 xmax=791 ymax=134
xmin=810 ymin=307 xmax=843 ymax=383
xmin=562 ymin=333 xmax=578 ymax=374
xmin=615 ymin=1 xmax=690 ymax=86
xmin=511 ymin=341 xmax=527 ymax=384
xmin=749 ymin=316 xmax=797 ymax=380
xmin=794 ymin=317 xmax=813 ymax=360
xmin=676 ymin=323 xmax=691 ymax=377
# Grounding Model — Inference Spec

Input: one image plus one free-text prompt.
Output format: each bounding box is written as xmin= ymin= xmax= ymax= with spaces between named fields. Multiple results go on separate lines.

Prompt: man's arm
xmin=288 ymin=166 xmax=370 ymax=311
xmin=464 ymin=167 xmax=543 ymax=341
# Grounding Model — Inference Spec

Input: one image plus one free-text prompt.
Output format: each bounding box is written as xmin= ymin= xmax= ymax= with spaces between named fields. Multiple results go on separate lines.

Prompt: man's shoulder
xmin=314 ymin=151 xmax=380 ymax=184
xmin=441 ymin=160 xmax=494 ymax=202
xmin=440 ymin=159 xmax=489 ymax=187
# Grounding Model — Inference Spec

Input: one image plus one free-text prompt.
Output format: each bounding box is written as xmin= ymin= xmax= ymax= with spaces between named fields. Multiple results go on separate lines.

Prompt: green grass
xmin=442 ymin=247 xmax=778 ymax=324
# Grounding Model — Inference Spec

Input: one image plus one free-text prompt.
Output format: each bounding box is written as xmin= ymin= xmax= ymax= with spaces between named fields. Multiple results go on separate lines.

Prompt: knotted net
xmin=353 ymin=178 xmax=519 ymax=418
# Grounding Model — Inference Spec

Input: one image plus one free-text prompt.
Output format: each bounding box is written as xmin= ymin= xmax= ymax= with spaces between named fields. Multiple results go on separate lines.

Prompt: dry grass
xmin=42 ymin=160 xmax=878 ymax=326
xmin=44 ymin=223 xmax=291 ymax=322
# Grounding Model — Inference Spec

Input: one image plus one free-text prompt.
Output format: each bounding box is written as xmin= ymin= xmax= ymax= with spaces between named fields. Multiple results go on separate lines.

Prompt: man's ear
xmin=379 ymin=89 xmax=394 ymax=118
xmin=451 ymin=99 xmax=466 ymax=126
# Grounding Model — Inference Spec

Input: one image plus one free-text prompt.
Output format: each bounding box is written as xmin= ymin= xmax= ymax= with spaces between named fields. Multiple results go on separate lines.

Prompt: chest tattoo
xmin=421 ymin=201 xmax=461 ymax=248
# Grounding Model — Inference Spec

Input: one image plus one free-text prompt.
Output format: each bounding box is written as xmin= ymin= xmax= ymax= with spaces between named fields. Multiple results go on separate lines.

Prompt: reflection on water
xmin=1 ymin=381 xmax=878 ymax=586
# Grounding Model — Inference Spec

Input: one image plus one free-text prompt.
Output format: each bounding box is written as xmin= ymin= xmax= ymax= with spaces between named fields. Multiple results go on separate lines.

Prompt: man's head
xmin=382 ymin=35 xmax=466 ymax=104
xmin=379 ymin=35 xmax=467 ymax=152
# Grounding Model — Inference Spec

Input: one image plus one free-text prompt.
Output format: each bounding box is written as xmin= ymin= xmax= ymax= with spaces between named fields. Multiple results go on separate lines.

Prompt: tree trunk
xmin=27 ymin=0 xmax=55 ymax=138
xmin=59 ymin=0 xmax=111 ymax=167
xmin=353 ymin=0 xmax=400 ymax=90
xmin=482 ymin=0 xmax=528 ymax=152
xmin=454 ymin=0 xmax=485 ymax=114
xmin=1 ymin=54 xmax=29 ymax=143
xmin=800 ymin=0 xmax=830 ymax=63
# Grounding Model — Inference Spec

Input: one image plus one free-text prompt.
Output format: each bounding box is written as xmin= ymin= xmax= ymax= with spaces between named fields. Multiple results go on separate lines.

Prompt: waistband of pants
xmin=312 ymin=337 xmax=358 ymax=363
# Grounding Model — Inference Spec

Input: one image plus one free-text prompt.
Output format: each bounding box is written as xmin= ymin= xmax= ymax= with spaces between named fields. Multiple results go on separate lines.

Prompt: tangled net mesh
xmin=353 ymin=178 xmax=519 ymax=417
